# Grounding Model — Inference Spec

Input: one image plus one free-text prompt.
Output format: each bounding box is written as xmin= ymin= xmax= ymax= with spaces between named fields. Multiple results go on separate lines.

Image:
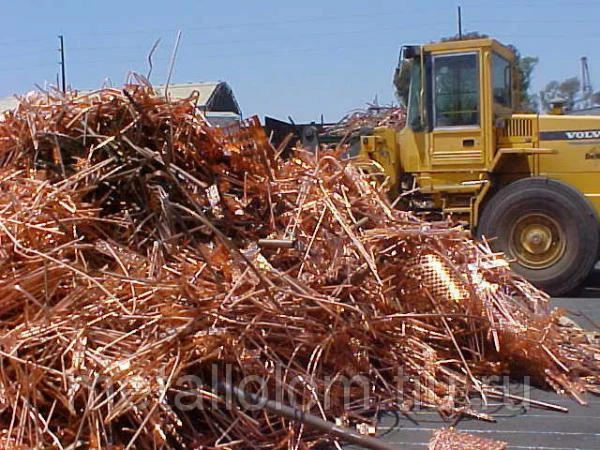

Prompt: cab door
xmin=430 ymin=52 xmax=485 ymax=167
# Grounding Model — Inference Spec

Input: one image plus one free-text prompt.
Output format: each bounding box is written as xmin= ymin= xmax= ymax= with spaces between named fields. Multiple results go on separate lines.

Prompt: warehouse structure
xmin=0 ymin=81 xmax=242 ymax=126
xmin=156 ymin=81 xmax=242 ymax=126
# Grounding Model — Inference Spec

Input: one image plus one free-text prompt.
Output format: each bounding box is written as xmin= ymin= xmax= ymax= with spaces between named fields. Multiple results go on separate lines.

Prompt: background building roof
xmin=0 ymin=96 xmax=19 ymax=112
xmin=155 ymin=82 xmax=241 ymax=116
xmin=0 ymin=81 xmax=242 ymax=117
xmin=569 ymin=106 xmax=600 ymax=116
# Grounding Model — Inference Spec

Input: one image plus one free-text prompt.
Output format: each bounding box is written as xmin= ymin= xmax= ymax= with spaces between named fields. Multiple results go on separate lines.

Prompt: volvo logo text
xmin=566 ymin=130 xmax=600 ymax=140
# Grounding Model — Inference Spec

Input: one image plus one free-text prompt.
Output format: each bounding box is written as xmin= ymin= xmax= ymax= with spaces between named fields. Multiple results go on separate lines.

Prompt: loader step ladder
xmin=421 ymin=182 xmax=487 ymax=220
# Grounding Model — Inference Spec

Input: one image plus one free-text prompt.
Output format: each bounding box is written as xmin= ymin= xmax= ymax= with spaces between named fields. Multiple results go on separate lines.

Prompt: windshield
xmin=394 ymin=59 xmax=411 ymax=106
xmin=407 ymin=59 xmax=423 ymax=130
xmin=492 ymin=52 xmax=512 ymax=107
xmin=433 ymin=53 xmax=479 ymax=127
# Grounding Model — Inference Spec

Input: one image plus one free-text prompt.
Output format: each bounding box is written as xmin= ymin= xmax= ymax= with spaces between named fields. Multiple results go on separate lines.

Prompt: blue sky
xmin=1 ymin=0 xmax=598 ymax=121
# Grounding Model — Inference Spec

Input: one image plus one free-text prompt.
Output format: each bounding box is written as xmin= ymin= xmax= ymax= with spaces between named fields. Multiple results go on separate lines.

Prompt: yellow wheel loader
xmin=359 ymin=38 xmax=600 ymax=296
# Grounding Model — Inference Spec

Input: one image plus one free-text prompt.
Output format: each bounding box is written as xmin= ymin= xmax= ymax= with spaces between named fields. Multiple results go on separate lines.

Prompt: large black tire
xmin=477 ymin=178 xmax=599 ymax=296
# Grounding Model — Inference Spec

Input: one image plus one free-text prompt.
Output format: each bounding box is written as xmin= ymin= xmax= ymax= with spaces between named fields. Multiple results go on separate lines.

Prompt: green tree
xmin=540 ymin=77 xmax=581 ymax=111
xmin=440 ymin=31 xmax=489 ymax=42
xmin=393 ymin=60 xmax=411 ymax=106
xmin=513 ymin=54 xmax=539 ymax=112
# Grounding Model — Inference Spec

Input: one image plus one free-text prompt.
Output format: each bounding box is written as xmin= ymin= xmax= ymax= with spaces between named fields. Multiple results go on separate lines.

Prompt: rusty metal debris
xmin=0 ymin=80 xmax=598 ymax=449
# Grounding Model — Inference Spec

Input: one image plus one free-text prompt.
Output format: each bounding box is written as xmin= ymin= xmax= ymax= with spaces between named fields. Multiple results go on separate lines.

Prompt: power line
xmin=4 ymin=12 xmax=600 ymax=88
xmin=494 ymin=33 xmax=600 ymax=39
xmin=0 ymin=2 xmax=453 ymax=47
xmin=0 ymin=61 xmax=56 ymax=74
xmin=1 ymin=49 xmax=56 ymax=59
xmin=461 ymin=0 xmax=600 ymax=7
xmin=0 ymin=36 xmax=54 ymax=47
xmin=0 ymin=2 xmax=597 ymax=47
xmin=5 ymin=28 xmax=600 ymax=75
xmin=23 ymin=7 xmax=422 ymax=40
xmin=67 ymin=21 xmax=450 ymax=54
xmin=17 ymin=14 xmax=600 ymax=58
xmin=0 ymin=7 xmax=414 ymax=46
xmin=470 ymin=18 xmax=600 ymax=25
xmin=0 ymin=39 xmax=391 ymax=97
xmin=28 ymin=38 xmax=402 ymax=81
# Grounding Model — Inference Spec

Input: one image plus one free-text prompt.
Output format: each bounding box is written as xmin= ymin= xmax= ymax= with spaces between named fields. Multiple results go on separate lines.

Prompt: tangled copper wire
xmin=429 ymin=428 xmax=506 ymax=450
xmin=321 ymin=105 xmax=406 ymax=138
xmin=0 ymin=79 xmax=597 ymax=449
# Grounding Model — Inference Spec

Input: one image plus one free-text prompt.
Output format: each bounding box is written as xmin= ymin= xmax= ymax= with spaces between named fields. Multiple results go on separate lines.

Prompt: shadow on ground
xmin=581 ymin=267 xmax=600 ymax=299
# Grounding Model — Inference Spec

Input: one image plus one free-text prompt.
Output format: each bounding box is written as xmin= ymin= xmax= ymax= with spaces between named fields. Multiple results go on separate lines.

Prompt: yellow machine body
xmin=359 ymin=37 xmax=600 ymax=295
xmin=361 ymin=38 xmax=600 ymax=225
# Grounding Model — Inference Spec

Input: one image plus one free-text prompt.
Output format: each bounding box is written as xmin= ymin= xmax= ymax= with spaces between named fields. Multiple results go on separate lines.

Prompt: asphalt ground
xmin=353 ymin=272 xmax=600 ymax=450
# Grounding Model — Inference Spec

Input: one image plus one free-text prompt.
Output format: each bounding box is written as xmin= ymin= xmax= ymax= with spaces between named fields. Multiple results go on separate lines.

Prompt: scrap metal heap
xmin=0 ymin=80 xmax=598 ymax=449
xmin=320 ymin=105 xmax=406 ymax=138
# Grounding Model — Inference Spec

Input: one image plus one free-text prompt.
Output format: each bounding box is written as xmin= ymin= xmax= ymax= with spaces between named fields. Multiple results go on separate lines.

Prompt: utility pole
xmin=458 ymin=6 xmax=463 ymax=39
xmin=58 ymin=35 xmax=66 ymax=93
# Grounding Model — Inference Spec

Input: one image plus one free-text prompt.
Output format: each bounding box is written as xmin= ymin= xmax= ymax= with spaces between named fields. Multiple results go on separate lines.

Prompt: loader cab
xmin=397 ymin=39 xmax=517 ymax=172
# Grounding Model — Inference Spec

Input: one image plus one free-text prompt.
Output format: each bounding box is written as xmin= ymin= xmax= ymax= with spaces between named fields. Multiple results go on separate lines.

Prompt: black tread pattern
xmin=477 ymin=178 xmax=599 ymax=296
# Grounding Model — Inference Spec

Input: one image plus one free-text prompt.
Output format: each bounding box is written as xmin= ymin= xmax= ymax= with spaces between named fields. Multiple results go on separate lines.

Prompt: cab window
xmin=407 ymin=60 xmax=424 ymax=130
xmin=492 ymin=53 xmax=511 ymax=107
xmin=433 ymin=53 xmax=479 ymax=127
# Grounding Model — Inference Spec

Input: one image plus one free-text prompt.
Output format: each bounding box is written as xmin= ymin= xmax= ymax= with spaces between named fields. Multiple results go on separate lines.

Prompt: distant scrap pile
xmin=321 ymin=105 xmax=406 ymax=138
xmin=0 ymin=80 xmax=598 ymax=449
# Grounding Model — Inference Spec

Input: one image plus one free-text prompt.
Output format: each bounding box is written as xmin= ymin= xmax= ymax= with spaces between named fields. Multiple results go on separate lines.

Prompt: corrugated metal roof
xmin=205 ymin=111 xmax=241 ymax=127
xmin=0 ymin=96 xmax=19 ymax=113
xmin=155 ymin=82 xmax=221 ymax=107
xmin=0 ymin=82 xmax=241 ymax=116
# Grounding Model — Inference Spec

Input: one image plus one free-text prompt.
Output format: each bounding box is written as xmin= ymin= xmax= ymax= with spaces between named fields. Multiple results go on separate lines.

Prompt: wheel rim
xmin=508 ymin=213 xmax=566 ymax=269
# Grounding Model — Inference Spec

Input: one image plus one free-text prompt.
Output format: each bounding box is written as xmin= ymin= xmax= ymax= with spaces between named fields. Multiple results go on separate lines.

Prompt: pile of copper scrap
xmin=428 ymin=428 xmax=507 ymax=450
xmin=321 ymin=105 xmax=406 ymax=138
xmin=0 ymin=80 xmax=598 ymax=450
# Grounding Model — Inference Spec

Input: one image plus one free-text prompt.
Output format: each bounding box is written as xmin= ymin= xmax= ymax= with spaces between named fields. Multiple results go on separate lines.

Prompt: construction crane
xmin=581 ymin=56 xmax=593 ymax=103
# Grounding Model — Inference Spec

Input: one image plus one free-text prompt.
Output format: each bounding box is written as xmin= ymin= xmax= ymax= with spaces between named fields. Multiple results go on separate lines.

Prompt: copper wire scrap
xmin=0 ymin=79 xmax=597 ymax=449
xmin=321 ymin=105 xmax=407 ymax=138
xmin=428 ymin=428 xmax=507 ymax=450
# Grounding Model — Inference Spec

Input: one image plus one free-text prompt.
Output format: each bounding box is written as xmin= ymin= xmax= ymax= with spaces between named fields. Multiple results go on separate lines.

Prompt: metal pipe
xmin=352 ymin=217 xmax=370 ymax=229
xmin=257 ymin=239 xmax=296 ymax=249
xmin=218 ymin=382 xmax=400 ymax=450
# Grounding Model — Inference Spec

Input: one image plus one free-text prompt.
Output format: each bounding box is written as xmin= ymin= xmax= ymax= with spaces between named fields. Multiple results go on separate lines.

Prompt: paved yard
xmin=374 ymin=382 xmax=600 ymax=449
xmin=356 ymin=280 xmax=600 ymax=449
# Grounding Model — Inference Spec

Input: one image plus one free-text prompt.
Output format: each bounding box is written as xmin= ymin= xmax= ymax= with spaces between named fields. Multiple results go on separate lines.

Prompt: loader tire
xmin=477 ymin=178 xmax=599 ymax=296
